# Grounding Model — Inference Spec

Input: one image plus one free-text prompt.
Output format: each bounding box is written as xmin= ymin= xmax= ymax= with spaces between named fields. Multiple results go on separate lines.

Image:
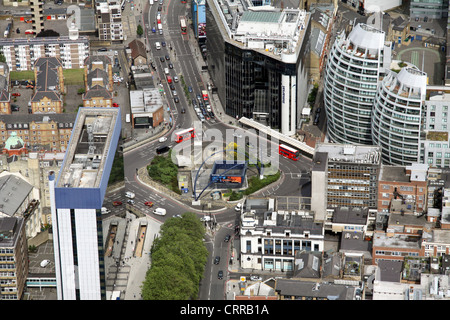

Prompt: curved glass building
xmin=324 ymin=23 xmax=391 ymax=145
xmin=371 ymin=67 xmax=427 ymax=166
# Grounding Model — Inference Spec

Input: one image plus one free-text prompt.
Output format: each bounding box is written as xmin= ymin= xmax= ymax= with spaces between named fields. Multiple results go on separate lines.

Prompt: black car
xmin=224 ymin=234 xmax=230 ymax=242
xmin=165 ymin=55 xmax=170 ymax=61
xmin=98 ymin=47 xmax=107 ymax=52
xmin=218 ymin=270 xmax=223 ymax=280
xmin=313 ymin=112 xmax=320 ymax=125
xmin=169 ymin=84 xmax=175 ymax=90
xmin=174 ymin=97 xmax=179 ymax=103
xmin=151 ymin=62 xmax=156 ymax=70
xmin=11 ymin=104 xmax=19 ymax=111
xmin=160 ymin=56 xmax=165 ymax=62
xmin=181 ymin=108 xmax=186 ymax=114
xmin=214 ymin=256 xmax=220 ymax=265
xmin=168 ymin=63 xmax=173 ymax=69
xmin=158 ymin=5 xmax=162 ymax=11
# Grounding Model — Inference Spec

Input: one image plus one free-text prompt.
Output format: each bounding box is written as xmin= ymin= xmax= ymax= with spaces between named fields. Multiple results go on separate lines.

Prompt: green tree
xmin=137 ymin=24 xmax=143 ymax=37
xmin=141 ymin=213 xmax=208 ymax=300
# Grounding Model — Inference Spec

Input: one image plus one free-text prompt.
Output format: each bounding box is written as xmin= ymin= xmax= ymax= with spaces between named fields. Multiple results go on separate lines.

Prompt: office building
xmin=324 ymin=23 xmax=391 ymax=145
xmin=312 ymin=143 xmax=381 ymax=222
xmin=410 ymin=0 xmax=449 ymax=19
xmin=206 ymin=0 xmax=311 ymax=136
xmin=191 ymin=0 xmax=206 ymax=43
xmin=0 ymin=217 xmax=28 ymax=300
xmin=239 ymin=198 xmax=324 ymax=272
xmin=377 ymin=164 xmax=428 ymax=215
xmin=0 ymin=36 xmax=89 ymax=71
xmin=49 ymin=108 xmax=121 ymax=300
xmin=372 ymin=67 xmax=427 ymax=166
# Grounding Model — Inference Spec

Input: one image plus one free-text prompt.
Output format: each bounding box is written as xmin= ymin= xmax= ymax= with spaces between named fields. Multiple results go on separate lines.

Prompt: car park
xmin=113 ymin=201 xmax=122 ymax=206
xmin=214 ymin=256 xmax=220 ymax=265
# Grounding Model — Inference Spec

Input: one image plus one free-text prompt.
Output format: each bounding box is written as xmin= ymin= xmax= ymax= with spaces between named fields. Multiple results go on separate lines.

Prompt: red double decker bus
xmin=174 ymin=127 xmax=195 ymax=143
xmin=279 ymin=144 xmax=300 ymax=161
xmin=180 ymin=17 xmax=187 ymax=34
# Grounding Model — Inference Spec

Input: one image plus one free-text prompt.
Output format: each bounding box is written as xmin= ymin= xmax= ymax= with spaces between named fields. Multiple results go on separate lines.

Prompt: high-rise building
xmin=311 ymin=143 xmax=381 ymax=221
xmin=371 ymin=67 xmax=427 ymax=166
xmin=206 ymin=0 xmax=311 ymax=136
xmin=324 ymin=23 xmax=392 ymax=145
xmin=0 ymin=217 xmax=28 ymax=300
xmin=49 ymin=108 xmax=121 ymax=300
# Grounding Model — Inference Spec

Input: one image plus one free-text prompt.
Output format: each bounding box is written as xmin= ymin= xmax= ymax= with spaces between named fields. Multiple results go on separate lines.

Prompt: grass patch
xmin=63 ymin=68 xmax=85 ymax=85
xmin=147 ymin=150 xmax=181 ymax=194
xmin=244 ymin=170 xmax=281 ymax=195
xmin=10 ymin=70 xmax=35 ymax=81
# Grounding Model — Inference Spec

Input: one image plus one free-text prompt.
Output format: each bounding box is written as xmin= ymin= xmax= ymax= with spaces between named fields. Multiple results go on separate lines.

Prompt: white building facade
xmin=240 ymin=201 xmax=324 ymax=272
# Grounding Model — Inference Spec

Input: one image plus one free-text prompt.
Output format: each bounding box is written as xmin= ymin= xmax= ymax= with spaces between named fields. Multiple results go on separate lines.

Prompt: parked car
xmin=11 ymin=104 xmax=19 ymax=111
xmin=113 ymin=201 xmax=122 ymax=206
xmin=25 ymin=30 xmax=35 ymax=35
xmin=40 ymin=259 xmax=50 ymax=268
xmin=98 ymin=47 xmax=108 ymax=52
xmin=112 ymin=103 xmax=119 ymax=108
xmin=250 ymin=276 xmax=262 ymax=281
xmin=144 ymin=201 xmax=154 ymax=207
xmin=11 ymin=93 xmax=20 ymax=97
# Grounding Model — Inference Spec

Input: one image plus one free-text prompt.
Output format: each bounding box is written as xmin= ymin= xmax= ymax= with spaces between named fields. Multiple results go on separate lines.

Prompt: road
xmin=122 ymin=0 xmax=315 ymax=299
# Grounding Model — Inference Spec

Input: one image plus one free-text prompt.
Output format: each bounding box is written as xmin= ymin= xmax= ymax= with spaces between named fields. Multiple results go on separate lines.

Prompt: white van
xmin=153 ymin=208 xmax=167 ymax=216
xmin=164 ymin=67 xmax=169 ymax=75
xmin=126 ymin=113 xmax=130 ymax=123
xmin=101 ymin=207 xmax=111 ymax=214
xmin=125 ymin=191 xmax=135 ymax=199
xmin=155 ymin=42 xmax=161 ymax=50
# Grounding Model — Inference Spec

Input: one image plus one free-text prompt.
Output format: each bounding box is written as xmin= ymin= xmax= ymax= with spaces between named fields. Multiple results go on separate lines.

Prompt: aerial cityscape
xmin=1 ymin=0 xmax=450 ymax=304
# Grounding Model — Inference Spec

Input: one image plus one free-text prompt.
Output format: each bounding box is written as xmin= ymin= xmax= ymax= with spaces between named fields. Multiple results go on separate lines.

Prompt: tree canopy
xmin=141 ymin=212 xmax=209 ymax=300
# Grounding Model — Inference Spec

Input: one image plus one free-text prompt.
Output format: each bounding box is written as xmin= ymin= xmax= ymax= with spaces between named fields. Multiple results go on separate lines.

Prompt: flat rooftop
xmin=315 ymin=143 xmax=381 ymax=165
xmin=210 ymin=0 xmax=309 ymax=61
xmin=56 ymin=108 xmax=119 ymax=189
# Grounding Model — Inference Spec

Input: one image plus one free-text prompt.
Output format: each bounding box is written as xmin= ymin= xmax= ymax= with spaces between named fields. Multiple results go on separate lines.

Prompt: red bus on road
xmin=174 ymin=127 xmax=195 ymax=143
xmin=279 ymin=144 xmax=300 ymax=161
xmin=180 ymin=17 xmax=187 ymax=34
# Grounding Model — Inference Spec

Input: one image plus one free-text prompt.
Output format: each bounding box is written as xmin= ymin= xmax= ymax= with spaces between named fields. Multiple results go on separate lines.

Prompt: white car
xmin=235 ymin=203 xmax=242 ymax=212
xmin=159 ymin=137 xmax=167 ymax=143
xmin=40 ymin=259 xmax=50 ymax=268
xmin=200 ymin=216 xmax=211 ymax=222
xmin=153 ymin=208 xmax=167 ymax=216
xmin=125 ymin=191 xmax=135 ymax=199
xmin=250 ymin=276 xmax=262 ymax=281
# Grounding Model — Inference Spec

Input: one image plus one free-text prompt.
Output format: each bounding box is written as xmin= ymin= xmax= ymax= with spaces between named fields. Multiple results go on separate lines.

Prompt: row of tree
xmin=141 ymin=212 xmax=209 ymax=299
